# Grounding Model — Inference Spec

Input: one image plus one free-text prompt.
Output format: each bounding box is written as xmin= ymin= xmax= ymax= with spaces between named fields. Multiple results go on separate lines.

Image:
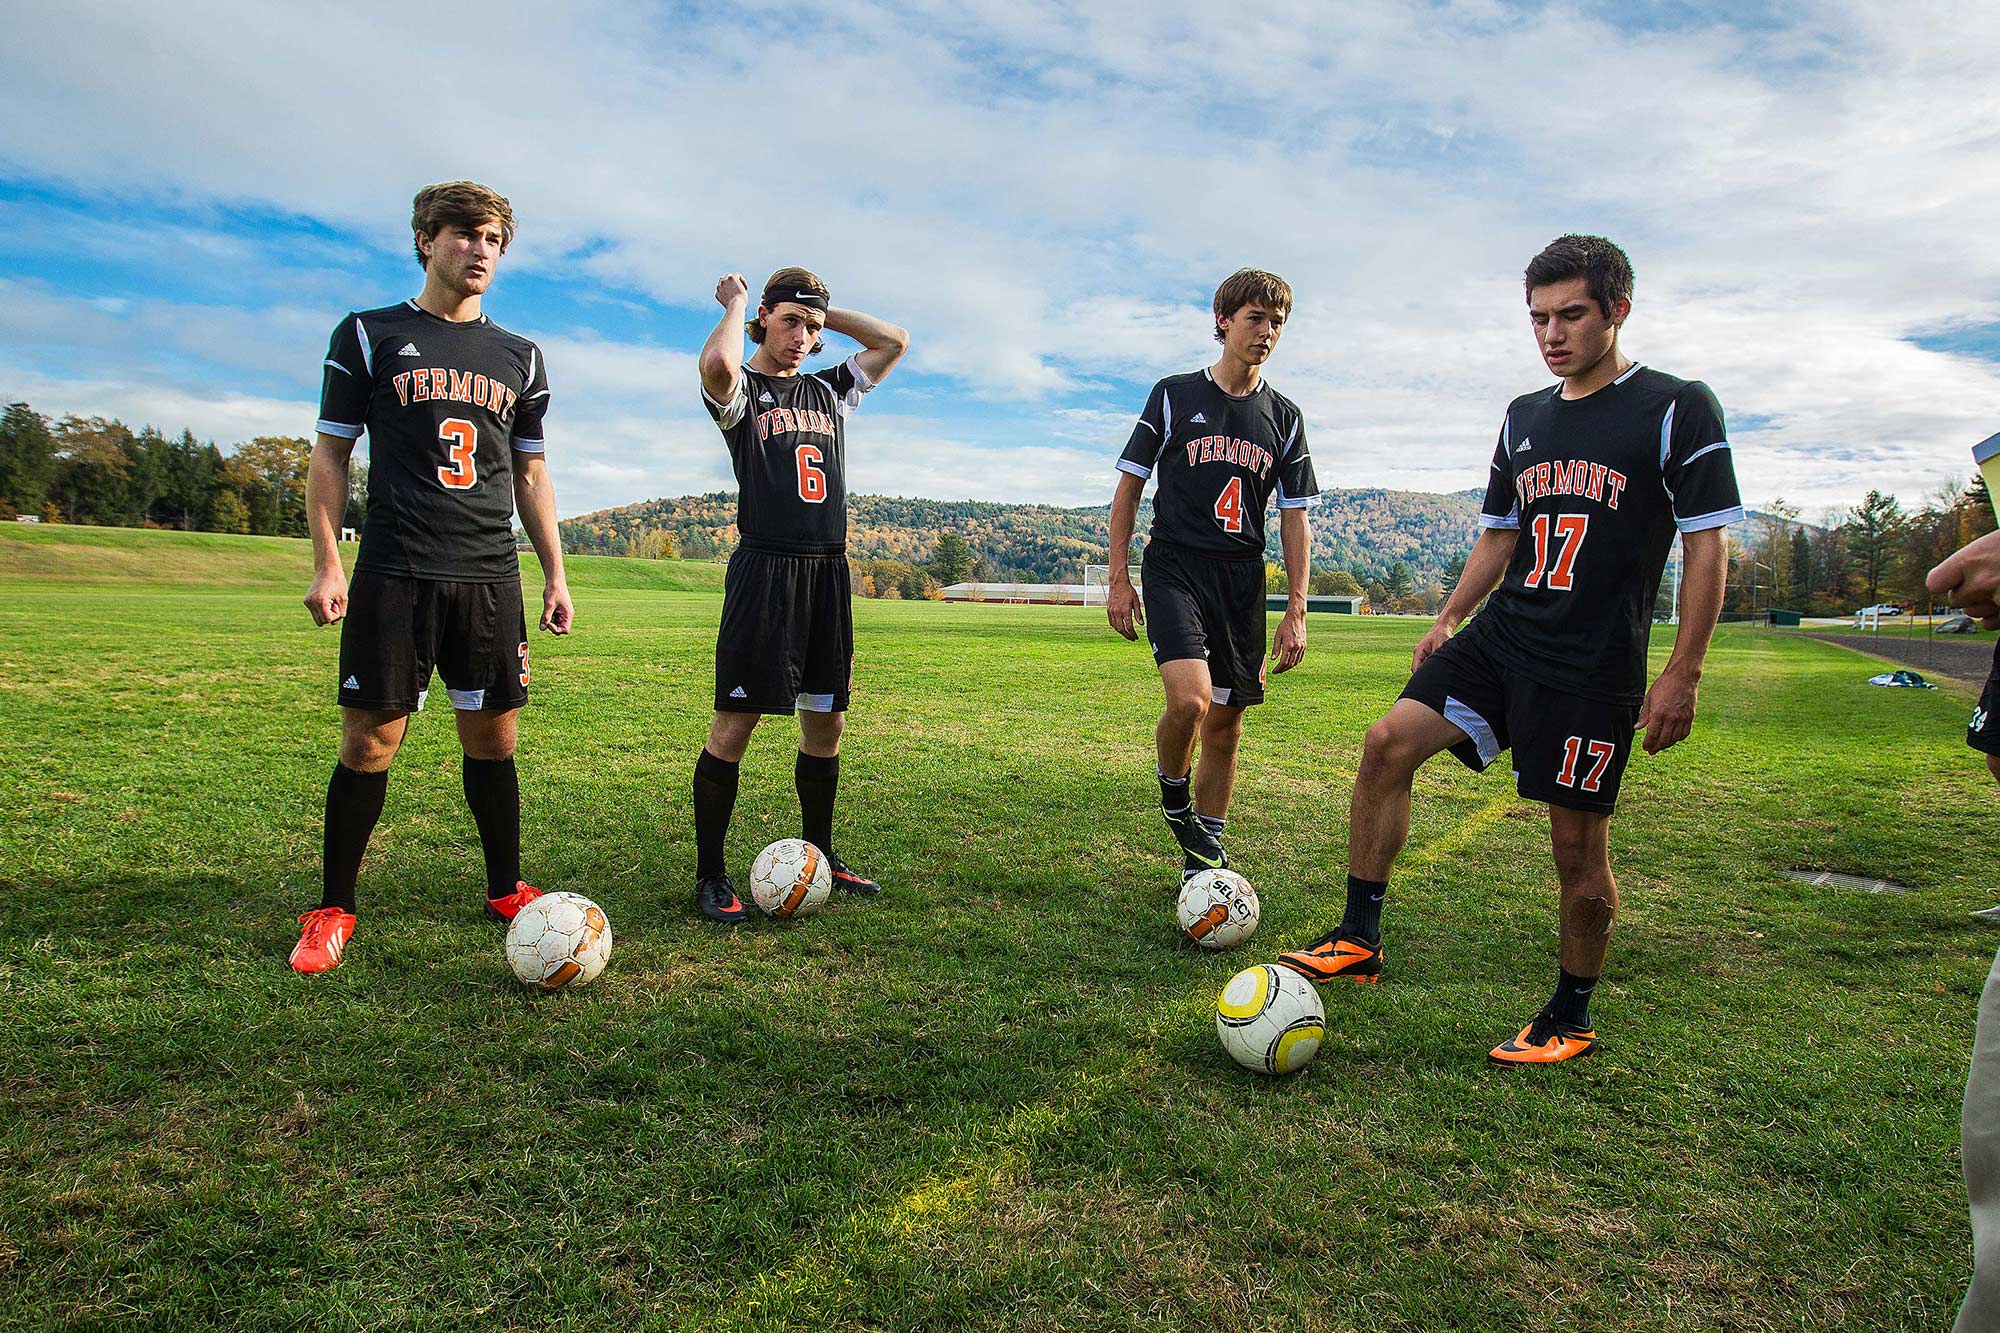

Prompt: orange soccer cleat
xmin=1488 ymin=1010 xmax=1597 ymax=1066
xmin=484 ymin=881 xmax=544 ymax=922
xmin=1277 ymin=928 xmax=1382 ymax=984
xmin=290 ymin=906 xmax=357 ymax=974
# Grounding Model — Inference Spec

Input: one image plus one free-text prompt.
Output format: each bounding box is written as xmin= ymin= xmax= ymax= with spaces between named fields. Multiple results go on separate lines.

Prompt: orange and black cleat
xmin=484 ymin=881 xmax=544 ymax=922
xmin=290 ymin=906 xmax=357 ymax=974
xmin=1277 ymin=928 xmax=1382 ymax=984
xmin=1488 ymin=1010 xmax=1597 ymax=1066
xmin=697 ymin=873 xmax=747 ymax=924
xmin=828 ymin=854 xmax=882 ymax=897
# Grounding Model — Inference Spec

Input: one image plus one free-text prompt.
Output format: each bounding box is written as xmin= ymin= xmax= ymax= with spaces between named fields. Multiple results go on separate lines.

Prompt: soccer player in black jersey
xmin=1280 ymin=236 xmax=1742 ymax=1065
xmin=690 ymin=268 xmax=909 ymax=923
xmin=291 ymin=181 xmax=572 ymax=974
xmin=1106 ymin=269 xmax=1319 ymax=882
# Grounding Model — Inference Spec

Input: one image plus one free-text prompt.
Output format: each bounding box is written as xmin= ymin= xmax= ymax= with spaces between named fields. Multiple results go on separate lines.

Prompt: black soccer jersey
xmin=1467 ymin=364 xmax=1744 ymax=704
xmin=703 ymin=356 xmax=873 ymax=556
xmin=1116 ymin=369 xmax=1318 ymax=559
xmin=317 ymin=301 xmax=550 ymax=582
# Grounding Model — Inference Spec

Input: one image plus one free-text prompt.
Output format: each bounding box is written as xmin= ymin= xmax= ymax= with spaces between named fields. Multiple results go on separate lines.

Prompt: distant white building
xmin=941 ymin=582 xmax=1087 ymax=605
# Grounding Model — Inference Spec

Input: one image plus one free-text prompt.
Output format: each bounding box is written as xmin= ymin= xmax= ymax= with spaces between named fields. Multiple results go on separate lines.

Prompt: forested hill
xmin=560 ymin=488 xmax=1488 ymax=586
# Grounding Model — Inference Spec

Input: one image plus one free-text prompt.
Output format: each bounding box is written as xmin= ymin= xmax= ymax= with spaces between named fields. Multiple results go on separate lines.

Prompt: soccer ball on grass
xmin=1177 ymin=869 xmax=1259 ymax=949
xmin=750 ymin=838 xmax=832 ymax=919
xmin=505 ymin=892 xmax=612 ymax=991
xmin=1215 ymin=964 xmax=1324 ymax=1074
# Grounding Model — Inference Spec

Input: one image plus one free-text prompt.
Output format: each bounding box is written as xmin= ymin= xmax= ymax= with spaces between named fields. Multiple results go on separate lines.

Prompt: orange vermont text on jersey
xmin=756 ymin=405 xmax=836 ymax=442
xmin=1183 ymin=436 xmax=1276 ymax=478
xmin=1513 ymin=458 xmax=1627 ymax=512
xmin=391 ymin=367 xmax=520 ymax=415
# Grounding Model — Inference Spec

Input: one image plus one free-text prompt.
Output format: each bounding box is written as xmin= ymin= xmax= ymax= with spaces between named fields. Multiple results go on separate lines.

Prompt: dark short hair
xmin=410 ymin=181 xmax=514 ymax=269
xmin=1212 ymin=268 xmax=1293 ymax=342
xmin=1524 ymin=235 xmax=1633 ymax=318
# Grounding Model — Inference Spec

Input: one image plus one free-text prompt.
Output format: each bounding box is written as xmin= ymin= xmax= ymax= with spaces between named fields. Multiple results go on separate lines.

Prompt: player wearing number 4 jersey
xmin=689 ymin=268 xmax=909 ymax=924
xmin=292 ymin=181 xmax=573 ymax=974
xmin=1279 ymin=235 xmax=1743 ymax=1066
xmin=1106 ymin=269 xmax=1319 ymax=884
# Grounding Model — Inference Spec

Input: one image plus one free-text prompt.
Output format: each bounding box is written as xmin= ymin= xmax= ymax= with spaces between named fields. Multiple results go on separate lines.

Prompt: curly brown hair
xmin=410 ymin=181 xmax=515 ymax=269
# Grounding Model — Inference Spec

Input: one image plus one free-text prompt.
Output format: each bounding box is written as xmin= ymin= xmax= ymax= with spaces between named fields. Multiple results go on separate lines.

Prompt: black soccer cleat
xmin=1162 ymin=806 xmax=1225 ymax=869
xmin=1182 ymin=847 xmax=1230 ymax=881
xmin=828 ymin=854 xmax=882 ymax=896
xmin=696 ymin=873 xmax=747 ymax=924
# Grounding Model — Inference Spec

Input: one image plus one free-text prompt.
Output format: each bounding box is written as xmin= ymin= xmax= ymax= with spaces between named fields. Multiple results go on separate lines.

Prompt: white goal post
xmin=1082 ymin=564 xmax=1143 ymax=606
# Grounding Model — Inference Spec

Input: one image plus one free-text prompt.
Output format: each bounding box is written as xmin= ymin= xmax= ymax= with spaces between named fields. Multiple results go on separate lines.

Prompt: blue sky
xmin=3 ymin=1 xmax=1998 ymax=519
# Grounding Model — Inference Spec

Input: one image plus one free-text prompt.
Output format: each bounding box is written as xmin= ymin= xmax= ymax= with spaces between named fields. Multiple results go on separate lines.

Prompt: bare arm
xmin=513 ymin=453 xmax=572 ymax=635
xmin=303 ymin=431 xmax=355 ymax=625
xmin=1637 ymin=525 xmax=1726 ymax=754
xmin=1929 ymin=528 xmax=2000 ymax=630
xmin=1270 ymin=506 xmax=1310 ymax=673
xmin=823 ymin=306 xmax=910 ymax=386
xmin=699 ymin=273 xmax=750 ymax=404
xmin=1413 ymin=526 xmax=1517 ymax=669
xmin=1106 ymin=471 xmax=1146 ymax=640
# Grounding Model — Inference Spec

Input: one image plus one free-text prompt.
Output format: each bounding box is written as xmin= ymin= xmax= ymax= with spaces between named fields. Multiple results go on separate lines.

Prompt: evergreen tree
xmin=1845 ymin=490 xmax=1902 ymax=605
xmin=930 ymin=530 xmax=972 ymax=585
xmin=0 ymin=403 xmax=57 ymax=515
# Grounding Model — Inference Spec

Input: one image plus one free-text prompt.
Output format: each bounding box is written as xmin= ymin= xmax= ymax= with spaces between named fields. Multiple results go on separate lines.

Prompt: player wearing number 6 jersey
xmin=291 ymin=181 xmax=573 ymax=974
xmin=1279 ymin=235 xmax=1742 ymax=1066
xmin=1106 ymin=269 xmax=1319 ymax=884
xmin=689 ymin=268 xmax=909 ymax=924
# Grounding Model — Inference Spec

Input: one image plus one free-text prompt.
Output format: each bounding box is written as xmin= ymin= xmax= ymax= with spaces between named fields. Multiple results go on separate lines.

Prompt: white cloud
xmin=3 ymin=1 xmax=2000 ymax=512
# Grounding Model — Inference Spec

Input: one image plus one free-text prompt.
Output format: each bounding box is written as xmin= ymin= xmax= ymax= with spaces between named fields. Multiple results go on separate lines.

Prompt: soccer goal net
xmin=1082 ymin=564 xmax=1143 ymax=606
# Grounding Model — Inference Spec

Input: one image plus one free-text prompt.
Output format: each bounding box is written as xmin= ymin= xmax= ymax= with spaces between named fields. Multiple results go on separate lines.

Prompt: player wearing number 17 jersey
xmin=1105 ymin=269 xmax=1319 ymax=884
xmin=290 ymin=181 xmax=573 ymax=974
xmin=1280 ymin=235 xmax=1743 ymax=1066
xmin=688 ymin=268 xmax=909 ymax=924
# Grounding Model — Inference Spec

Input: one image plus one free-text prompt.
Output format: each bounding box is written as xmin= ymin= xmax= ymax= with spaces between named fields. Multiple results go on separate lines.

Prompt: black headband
xmin=762 ymin=285 xmax=829 ymax=314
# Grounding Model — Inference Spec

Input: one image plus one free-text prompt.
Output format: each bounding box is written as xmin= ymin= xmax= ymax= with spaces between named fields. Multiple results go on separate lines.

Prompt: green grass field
xmin=3 ymin=526 xmax=1996 ymax=1331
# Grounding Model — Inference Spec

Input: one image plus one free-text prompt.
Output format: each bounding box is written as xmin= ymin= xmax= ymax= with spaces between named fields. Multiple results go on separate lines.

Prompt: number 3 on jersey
xmin=1524 ymin=513 xmax=1588 ymax=590
xmin=438 ymin=418 xmax=477 ymax=490
xmin=795 ymin=444 xmax=827 ymax=504
xmin=1214 ymin=476 xmax=1245 ymax=533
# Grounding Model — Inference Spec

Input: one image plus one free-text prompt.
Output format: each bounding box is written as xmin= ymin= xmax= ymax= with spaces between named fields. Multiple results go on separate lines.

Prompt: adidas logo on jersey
xmin=1515 ymin=436 xmax=1532 ymax=454
xmin=758 ymin=391 xmax=775 ymax=404
xmin=1189 ymin=412 xmax=1207 ymax=424
xmin=342 ymin=675 xmax=359 ymax=690
xmin=729 ymin=686 xmax=748 ymax=698
xmin=397 ymin=342 xmax=421 ymax=357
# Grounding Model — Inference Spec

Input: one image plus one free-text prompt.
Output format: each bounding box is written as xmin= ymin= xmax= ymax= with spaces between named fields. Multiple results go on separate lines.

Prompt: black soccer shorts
xmin=1401 ymin=625 xmax=1640 ymax=814
xmin=337 ymin=570 xmax=529 ymax=713
xmin=1141 ymin=539 xmax=1269 ymax=707
xmin=1971 ymin=639 xmax=2000 ymax=757
xmin=714 ymin=547 xmax=854 ymax=715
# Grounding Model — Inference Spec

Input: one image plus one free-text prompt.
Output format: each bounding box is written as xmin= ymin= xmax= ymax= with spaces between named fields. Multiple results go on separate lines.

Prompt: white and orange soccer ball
xmin=504 ymin=892 xmax=612 ymax=991
xmin=750 ymin=838 xmax=832 ymax=919
xmin=1177 ymin=869 xmax=1259 ymax=950
xmin=1215 ymin=964 xmax=1325 ymax=1075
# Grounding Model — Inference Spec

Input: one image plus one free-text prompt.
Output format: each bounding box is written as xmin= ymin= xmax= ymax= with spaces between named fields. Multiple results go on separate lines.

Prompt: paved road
xmin=1799 ymin=630 xmax=1996 ymax=684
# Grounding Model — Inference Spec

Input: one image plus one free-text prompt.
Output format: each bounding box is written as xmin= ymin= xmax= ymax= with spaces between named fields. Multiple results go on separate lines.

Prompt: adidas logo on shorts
xmin=343 ymin=675 xmax=359 ymax=689
xmin=729 ymin=686 xmax=748 ymax=698
xmin=397 ymin=342 xmax=421 ymax=357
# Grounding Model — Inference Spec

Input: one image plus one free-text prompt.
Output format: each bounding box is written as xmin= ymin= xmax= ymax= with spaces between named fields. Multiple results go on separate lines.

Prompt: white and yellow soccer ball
xmin=750 ymin=838 xmax=832 ymax=919
xmin=1215 ymin=964 xmax=1325 ymax=1074
xmin=1177 ymin=869 xmax=1260 ymax=950
xmin=505 ymin=892 xmax=612 ymax=992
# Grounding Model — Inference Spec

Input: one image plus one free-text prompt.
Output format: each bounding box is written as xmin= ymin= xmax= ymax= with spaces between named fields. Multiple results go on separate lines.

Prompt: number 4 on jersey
xmin=1214 ymin=476 xmax=1245 ymax=533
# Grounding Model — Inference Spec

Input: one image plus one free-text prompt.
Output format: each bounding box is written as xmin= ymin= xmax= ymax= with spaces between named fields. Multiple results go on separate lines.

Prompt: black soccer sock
xmin=1549 ymin=967 xmax=1599 ymax=1030
xmin=693 ymin=749 xmax=740 ymax=880
xmin=322 ymin=763 xmax=388 ymax=913
xmin=462 ymin=755 xmax=522 ymax=901
xmin=1158 ymin=766 xmax=1192 ymax=814
xmin=1339 ymin=874 xmax=1388 ymax=942
xmin=796 ymin=751 xmax=839 ymax=859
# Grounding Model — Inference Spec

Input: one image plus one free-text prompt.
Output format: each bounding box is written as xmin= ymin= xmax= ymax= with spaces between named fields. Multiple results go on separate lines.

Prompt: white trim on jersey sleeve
xmin=316 ymin=419 xmax=364 ymax=439
xmin=353 ymin=317 xmax=373 ymax=375
xmin=323 ymin=359 xmax=352 ymax=376
xmin=511 ymin=437 xmax=546 ymax=454
xmin=830 ymin=353 xmax=873 ymax=419
xmin=1157 ymin=391 xmax=1174 ymax=464
xmin=703 ymin=374 xmax=748 ymax=429
xmin=1682 ymin=441 xmax=1730 ymax=467
xmin=1115 ymin=458 xmax=1153 ymax=480
xmin=1659 ymin=400 xmax=1675 ymax=469
xmin=1274 ymin=481 xmax=1313 ymax=510
xmin=1479 ymin=506 xmax=1521 ymax=530
xmin=1676 ymin=504 xmax=1745 ymax=534
xmin=527 ymin=346 xmax=539 ymax=389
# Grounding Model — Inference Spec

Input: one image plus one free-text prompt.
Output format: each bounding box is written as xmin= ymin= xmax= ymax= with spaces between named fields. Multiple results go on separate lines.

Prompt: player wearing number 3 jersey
xmin=689 ymin=268 xmax=909 ymax=924
xmin=1280 ymin=235 xmax=1743 ymax=1066
xmin=292 ymin=181 xmax=573 ymax=974
xmin=1106 ymin=269 xmax=1319 ymax=885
